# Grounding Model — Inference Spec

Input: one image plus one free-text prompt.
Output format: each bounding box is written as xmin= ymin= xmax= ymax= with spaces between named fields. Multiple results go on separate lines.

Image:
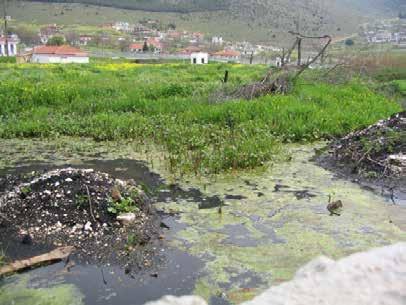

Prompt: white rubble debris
xmin=145 ymin=296 xmax=207 ymax=305
xmin=117 ymin=213 xmax=136 ymax=225
xmin=145 ymin=243 xmax=406 ymax=305
xmin=388 ymin=153 xmax=406 ymax=174
xmin=84 ymin=221 xmax=93 ymax=231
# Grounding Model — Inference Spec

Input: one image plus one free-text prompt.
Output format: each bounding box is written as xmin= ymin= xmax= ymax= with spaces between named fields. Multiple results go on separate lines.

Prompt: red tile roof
xmin=212 ymin=50 xmax=241 ymax=57
xmin=33 ymin=45 xmax=88 ymax=56
xmin=179 ymin=46 xmax=201 ymax=54
xmin=147 ymin=38 xmax=162 ymax=49
xmin=129 ymin=43 xmax=143 ymax=50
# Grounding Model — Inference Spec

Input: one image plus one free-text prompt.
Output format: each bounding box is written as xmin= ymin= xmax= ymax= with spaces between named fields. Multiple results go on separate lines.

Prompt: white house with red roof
xmin=31 ymin=45 xmax=89 ymax=63
xmin=0 ymin=35 xmax=19 ymax=56
xmin=146 ymin=37 xmax=162 ymax=53
xmin=129 ymin=43 xmax=144 ymax=53
xmin=211 ymin=50 xmax=241 ymax=61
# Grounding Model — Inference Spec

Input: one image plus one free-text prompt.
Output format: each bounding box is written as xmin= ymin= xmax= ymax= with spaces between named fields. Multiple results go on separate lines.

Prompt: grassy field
xmin=0 ymin=62 xmax=401 ymax=174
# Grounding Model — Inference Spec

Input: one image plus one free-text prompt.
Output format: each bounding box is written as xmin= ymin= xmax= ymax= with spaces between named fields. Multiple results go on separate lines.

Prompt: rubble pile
xmin=0 ymin=168 xmax=160 ymax=267
xmin=327 ymin=111 xmax=406 ymax=180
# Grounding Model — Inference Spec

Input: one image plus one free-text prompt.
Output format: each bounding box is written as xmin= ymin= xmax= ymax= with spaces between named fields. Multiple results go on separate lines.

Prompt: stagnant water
xmin=0 ymin=138 xmax=405 ymax=305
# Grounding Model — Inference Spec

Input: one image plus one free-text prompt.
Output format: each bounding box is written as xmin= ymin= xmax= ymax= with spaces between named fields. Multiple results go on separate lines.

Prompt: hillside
xmin=28 ymin=0 xmax=229 ymax=12
xmin=7 ymin=0 xmax=400 ymax=43
xmin=27 ymin=0 xmax=401 ymax=15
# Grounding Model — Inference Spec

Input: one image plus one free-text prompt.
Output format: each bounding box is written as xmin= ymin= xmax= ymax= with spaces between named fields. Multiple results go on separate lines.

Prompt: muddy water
xmin=0 ymin=138 xmax=405 ymax=305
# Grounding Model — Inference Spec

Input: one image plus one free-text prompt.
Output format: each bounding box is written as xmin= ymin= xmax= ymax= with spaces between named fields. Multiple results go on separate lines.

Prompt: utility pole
xmin=2 ymin=0 xmax=8 ymax=56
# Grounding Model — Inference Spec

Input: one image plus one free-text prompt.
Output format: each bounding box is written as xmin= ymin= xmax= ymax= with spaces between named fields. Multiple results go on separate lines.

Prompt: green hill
xmin=28 ymin=0 xmax=229 ymax=12
xmin=7 ymin=0 xmax=401 ymax=42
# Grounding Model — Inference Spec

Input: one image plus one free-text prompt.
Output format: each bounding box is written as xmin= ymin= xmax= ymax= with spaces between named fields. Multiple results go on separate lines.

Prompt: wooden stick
xmin=0 ymin=246 xmax=74 ymax=277
xmin=85 ymin=185 xmax=97 ymax=223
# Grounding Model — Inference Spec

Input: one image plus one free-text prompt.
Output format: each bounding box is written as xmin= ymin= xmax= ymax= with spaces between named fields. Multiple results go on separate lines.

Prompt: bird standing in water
xmin=327 ymin=194 xmax=343 ymax=216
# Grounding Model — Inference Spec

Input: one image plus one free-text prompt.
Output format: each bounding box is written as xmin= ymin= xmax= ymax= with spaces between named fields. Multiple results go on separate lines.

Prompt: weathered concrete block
xmin=145 ymin=243 xmax=406 ymax=305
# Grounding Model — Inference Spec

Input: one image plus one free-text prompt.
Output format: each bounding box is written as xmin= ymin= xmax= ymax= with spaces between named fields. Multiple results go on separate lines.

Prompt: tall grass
xmin=0 ymin=63 xmax=401 ymax=174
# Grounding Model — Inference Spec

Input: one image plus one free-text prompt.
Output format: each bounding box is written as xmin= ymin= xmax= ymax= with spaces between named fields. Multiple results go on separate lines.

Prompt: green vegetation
xmin=46 ymin=36 xmax=66 ymax=46
xmin=0 ymin=62 xmax=401 ymax=174
xmin=393 ymin=80 xmax=406 ymax=95
xmin=0 ymin=275 xmax=84 ymax=305
xmin=0 ymin=57 xmax=16 ymax=64
xmin=107 ymin=196 xmax=139 ymax=214
xmin=125 ymin=233 xmax=139 ymax=251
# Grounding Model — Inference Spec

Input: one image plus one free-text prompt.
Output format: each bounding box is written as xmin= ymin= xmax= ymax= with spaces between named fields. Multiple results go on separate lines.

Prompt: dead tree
xmin=211 ymin=32 xmax=332 ymax=102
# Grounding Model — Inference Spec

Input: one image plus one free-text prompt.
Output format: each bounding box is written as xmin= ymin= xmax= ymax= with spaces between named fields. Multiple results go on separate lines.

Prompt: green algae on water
xmin=0 ymin=275 xmax=84 ymax=305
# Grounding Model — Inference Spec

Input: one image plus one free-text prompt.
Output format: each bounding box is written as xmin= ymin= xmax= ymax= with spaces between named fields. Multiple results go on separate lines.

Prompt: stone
xmin=117 ymin=213 xmax=136 ymax=225
xmin=84 ymin=221 xmax=92 ymax=231
xmin=144 ymin=243 xmax=406 ymax=305
xmin=144 ymin=296 xmax=207 ymax=305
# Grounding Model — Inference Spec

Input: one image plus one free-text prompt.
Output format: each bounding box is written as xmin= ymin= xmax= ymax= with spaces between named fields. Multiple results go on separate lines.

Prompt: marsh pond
xmin=0 ymin=138 xmax=405 ymax=305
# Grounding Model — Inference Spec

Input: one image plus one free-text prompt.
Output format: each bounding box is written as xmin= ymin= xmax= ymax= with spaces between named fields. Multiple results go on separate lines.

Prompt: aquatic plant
xmin=0 ymin=63 xmax=401 ymax=174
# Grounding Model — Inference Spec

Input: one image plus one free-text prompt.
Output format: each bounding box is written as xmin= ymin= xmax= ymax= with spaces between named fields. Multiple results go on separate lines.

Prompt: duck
xmin=327 ymin=194 xmax=343 ymax=216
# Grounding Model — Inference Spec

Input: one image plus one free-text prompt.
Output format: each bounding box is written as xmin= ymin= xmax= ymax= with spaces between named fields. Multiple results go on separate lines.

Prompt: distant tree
xmin=46 ymin=36 xmax=65 ymax=46
xmin=118 ymin=39 xmax=130 ymax=52
xmin=168 ymin=23 xmax=176 ymax=30
xmin=13 ymin=26 xmax=40 ymax=46
xmin=345 ymin=39 xmax=354 ymax=46
xmin=142 ymin=40 xmax=149 ymax=52
xmin=65 ymin=31 xmax=79 ymax=45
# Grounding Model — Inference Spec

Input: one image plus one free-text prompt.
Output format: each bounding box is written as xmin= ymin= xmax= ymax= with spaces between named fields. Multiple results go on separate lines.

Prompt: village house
xmin=211 ymin=49 xmax=241 ymax=61
xmin=113 ymin=21 xmax=132 ymax=33
xmin=146 ymin=37 xmax=163 ymax=53
xmin=40 ymin=24 xmax=61 ymax=37
xmin=212 ymin=36 xmax=223 ymax=45
xmin=39 ymin=24 xmax=62 ymax=44
xmin=166 ymin=30 xmax=182 ymax=41
xmin=179 ymin=45 xmax=202 ymax=55
xmin=79 ymin=35 xmax=92 ymax=46
xmin=190 ymin=32 xmax=204 ymax=43
xmin=133 ymin=24 xmax=155 ymax=39
xmin=191 ymin=52 xmax=208 ymax=65
xmin=31 ymin=45 xmax=89 ymax=64
xmin=129 ymin=43 xmax=144 ymax=53
xmin=0 ymin=35 xmax=19 ymax=56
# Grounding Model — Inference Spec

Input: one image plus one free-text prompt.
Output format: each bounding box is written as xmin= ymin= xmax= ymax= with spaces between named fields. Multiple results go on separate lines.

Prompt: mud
xmin=0 ymin=168 xmax=162 ymax=272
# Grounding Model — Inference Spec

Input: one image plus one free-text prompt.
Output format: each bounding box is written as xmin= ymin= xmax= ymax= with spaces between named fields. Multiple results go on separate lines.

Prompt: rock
xmin=21 ymin=234 xmax=33 ymax=245
xmin=144 ymin=243 xmax=406 ymax=305
xmin=111 ymin=187 xmax=122 ymax=203
xmin=388 ymin=153 xmax=406 ymax=174
xmin=74 ymin=223 xmax=84 ymax=230
xmin=65 ymin=178 xmax=73 ymax=182
xmin=144 ymin=296 xmax=207 ymax=305
xmin=117 ymin=213 xmax=136 ymax=225
xmin=243 ymin=243 xmax=406 ymax=305
xmin=84 ymin=221 xmax=92 ymax=231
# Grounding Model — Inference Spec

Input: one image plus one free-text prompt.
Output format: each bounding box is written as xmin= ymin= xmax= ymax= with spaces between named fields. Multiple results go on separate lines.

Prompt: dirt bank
xmin=319 ymin=111 xmax=406 ymax=193
xmin=0 ymin=168 xmax=161 ymax=272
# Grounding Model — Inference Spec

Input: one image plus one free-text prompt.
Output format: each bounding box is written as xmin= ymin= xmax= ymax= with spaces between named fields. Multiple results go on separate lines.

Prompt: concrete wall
xmin=190 ymin=53 xmax=209 ymax=65
xmin=0 ymin=43 xmax=18 ymax=56
xmin=31 ymin=54 xmax=89 ymax=64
